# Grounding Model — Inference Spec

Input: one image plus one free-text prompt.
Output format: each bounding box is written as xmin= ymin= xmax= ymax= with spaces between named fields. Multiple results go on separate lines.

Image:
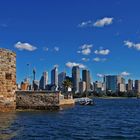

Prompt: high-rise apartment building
xmin=79 ymin=81 xmax=86 ymax=93
xmin=58 ymin=72 xmax=66 ymax=87
xmin=39 ymin=71 xmax=48 ymax=90
xmin=51 ymin=67 xmax=58 ymax=87
xmin=127 ymin=79 xmax=133 ymax=92
xmin=72 ymin=66 xmax=80 ymax=93
xmin=104 ymin=75 xmax=126 ymax=93
xmin=135 ymin=80 xmax=140 ymax=93
xmin=82 ymin=69 xmax=91 ymax=91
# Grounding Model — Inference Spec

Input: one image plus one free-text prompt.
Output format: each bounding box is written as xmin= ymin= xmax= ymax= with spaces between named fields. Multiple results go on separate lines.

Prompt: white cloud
xmin=78 ymin=20 xmax=92 ymax=27
xmin=81 ymin=48 xmax=91 ymax=55
xmin=94 ymin=49 xmax=110 ymax=55
xmin=93 ymin=57 xmax=107 ymax=62
xmin=15 ymin=42 xmax=37 ymax=51
xmin=97 ymin=73 xmax=104 ymax=78
xmin=121 ymin=71 xmax=130 ymax=76
xmin=82 ymin=58 xmax=90 ymax=62
xmin=124 ymin=40 xmax=140 ymax=50
xmin=94 ymin=17 xmax=114 ymax=27
xmin=66 ymin=62 xmax=86 ymax=69
xmin=54 ymin=64 xmax=59 ymax=68
xmin=54 ymin=47 xmax=59 ymax=52
xmin=43 ymin=47 xmax=49 ymax=51
xmin=77 ymin=51 xmax=81 ymax=53
xmin=80 ymin=44 xmax=93 ymax=49
xmin=78 ymin=44 xmax=93 ymax=55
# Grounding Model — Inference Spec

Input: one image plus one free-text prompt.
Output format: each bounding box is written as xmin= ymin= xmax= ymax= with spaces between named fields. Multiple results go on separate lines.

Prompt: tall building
xmin=79 ymin=81 xmax=86 ymax=93
xmin=135 ymin=80 xmax=140 ymax=93
xmin=94 ymin=81 xmax=105 ymax=93
xmin=82 ymin=69 xmax=91 ymax=91
xmin=127 ymin=79 xmax=133 ymax=92
xmin=58 ymin=72 xmax=66 ymax=87
xmin=51 ymin=67 xmax=58 ymax=87
xmin=104 ymin=75 xmax=125 ymax=93
xmin=39 ymin=72 xmax=48 ymax=90
xmin=104 ymin=75 xmax=118 ymax=93
xmin=118 ymin=83 xmax=126 ymax=92
xmin=72 ymin=66 xmax=80 ymax=93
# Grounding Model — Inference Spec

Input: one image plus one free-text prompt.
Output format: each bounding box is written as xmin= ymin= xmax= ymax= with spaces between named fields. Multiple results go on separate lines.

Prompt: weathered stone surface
xmin=0 ymin=48 xmax=16 ymax=112
xmin=16 ymin=91 xmax=60 ymax=110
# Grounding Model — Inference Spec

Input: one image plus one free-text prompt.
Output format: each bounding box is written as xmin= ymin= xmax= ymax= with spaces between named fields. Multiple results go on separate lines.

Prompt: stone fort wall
xmin=16 ymin=91 xmax=60 ymax=110
xmin=0 ymin=48 xmax=16 ymax=112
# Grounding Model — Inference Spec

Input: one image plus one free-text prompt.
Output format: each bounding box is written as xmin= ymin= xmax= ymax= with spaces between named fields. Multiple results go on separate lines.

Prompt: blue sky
xmin=0 ymin=0 xmax=140 ymax=83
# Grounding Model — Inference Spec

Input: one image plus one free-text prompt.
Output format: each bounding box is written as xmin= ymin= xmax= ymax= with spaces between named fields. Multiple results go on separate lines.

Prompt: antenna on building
xmin=33 ymin=68 xmax=36 ymax=81
xmin=27 ymin=63 xmax=30 ymax=83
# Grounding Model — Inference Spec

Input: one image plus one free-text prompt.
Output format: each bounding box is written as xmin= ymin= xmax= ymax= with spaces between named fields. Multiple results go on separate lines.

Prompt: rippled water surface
xmin=0 ymin=98 xmax=140 ymax=140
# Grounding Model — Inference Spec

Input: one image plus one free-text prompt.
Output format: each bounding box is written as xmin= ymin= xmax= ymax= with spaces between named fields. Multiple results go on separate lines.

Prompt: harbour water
xmin=0 ymin=98 xmax=140 ymax=140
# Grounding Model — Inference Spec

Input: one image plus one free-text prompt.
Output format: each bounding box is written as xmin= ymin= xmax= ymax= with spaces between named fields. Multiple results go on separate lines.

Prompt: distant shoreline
xmin=74 ymin=96 xmax=138 ymax=99
xmin=93 ymin=96 xmax=138 ymax=99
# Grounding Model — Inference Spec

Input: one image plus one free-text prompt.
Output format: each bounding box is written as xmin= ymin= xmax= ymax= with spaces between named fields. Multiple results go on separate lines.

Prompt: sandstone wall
xmin=0 ymin=48 xmax=16 ymax=112
xmin=16 ymin=91 xmax=59 ymax=110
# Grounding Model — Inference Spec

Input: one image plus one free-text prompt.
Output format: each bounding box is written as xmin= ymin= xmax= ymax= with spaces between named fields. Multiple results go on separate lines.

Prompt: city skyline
xmin=0 ymin=0 xmax=140 ymax=83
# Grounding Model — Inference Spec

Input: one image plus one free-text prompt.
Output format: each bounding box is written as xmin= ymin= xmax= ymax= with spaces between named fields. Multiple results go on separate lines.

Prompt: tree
xmin=62 ymin=79 xmax=72 ymax=93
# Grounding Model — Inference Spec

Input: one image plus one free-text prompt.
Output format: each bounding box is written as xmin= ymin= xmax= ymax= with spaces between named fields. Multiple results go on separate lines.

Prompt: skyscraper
xmin=104 ymin=75 xmax=118 ymax=93
xmin=82 ymin=69 xmax=91 ymax=91
xmin=72 ymin=66 xmax=80 ymax=93
xmin=127 ymin=79 xmax=133 ymax=92
xmin=58 ymin=72 xmax=66 ymax=87
xmin=104 ymin=75 xmax=126 ymax=93
xmin=79 ymin=81 xmax=86 ymax=93
xmin=39 ymin=72 xmax=48 ymax=90
xmin=51 ymin=67 xmax=58 ymax=87
xmin=135 ymin=80 xmax=140 ymax=93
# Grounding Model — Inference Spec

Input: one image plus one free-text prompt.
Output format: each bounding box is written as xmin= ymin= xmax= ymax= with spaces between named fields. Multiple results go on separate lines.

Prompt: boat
xmin=78 ymin=97 xmax=94 ymax=105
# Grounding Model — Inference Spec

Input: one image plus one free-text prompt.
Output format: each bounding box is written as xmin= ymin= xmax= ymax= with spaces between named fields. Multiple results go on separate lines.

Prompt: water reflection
xmin=0 ymin=112 xmax=18 ymax=140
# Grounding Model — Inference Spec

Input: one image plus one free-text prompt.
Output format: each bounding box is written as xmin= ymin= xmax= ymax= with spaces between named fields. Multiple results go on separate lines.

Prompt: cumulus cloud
xmin=78 ymin=17 xmax=113 ymax=28
xmin=93 ymin=57 xmax=107 ymax=62
xmin=15 ymin=42 xmax=37 ymax=51
xmin=121 ymin=71 xmax=130 ymax=76
xmin=82 ymin=58 xmax=90 ymax=62
xmin=54 ymin=47 xmax=59 ymax=52
xmin=97 ymin=73 xmax=104 ymax=78
xmin=94 ymin=17 xmax=114 ymax=27
xmin=124 ymin=40 xmax=140 ymax=51
xmin=78 ymin=44 xmax=93 ymax=55
xmin=66 ymin=62 xmax=86 ymax=69
xmin=78 ymin=20 xmax=92 ymax=27
xmin=94 ymin=49 xmax=110 ymax=55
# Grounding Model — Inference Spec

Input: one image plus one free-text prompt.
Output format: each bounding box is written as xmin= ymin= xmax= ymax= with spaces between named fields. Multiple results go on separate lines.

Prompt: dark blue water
xmin=0 ymin=98 xmax=140 ymax=140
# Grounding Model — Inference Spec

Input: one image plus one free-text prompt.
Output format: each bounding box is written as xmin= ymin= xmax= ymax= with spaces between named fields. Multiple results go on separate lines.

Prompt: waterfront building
xmin=82 ymin=69 xmax=91 ymax=91
xmin=118 ymin=83 xmax=126 ymax=92
xmin=104 ymin=75 xmax=125 ymax=93
xmin=72 ymin=66 xmax=80 ymax=93
xmin=58 ymin=72 xmax=66 ymax=87
xmin=39 ymin=72 xmax=48 ymax=90
xmin=104 ymin=75 xmax=118 ymax=93
xmin=127 ymin=79 xmax=133 ymax=92
xmin=33 ymin=80 xmax=39 ymax=90
xmin=51 ymin=67 xmax=58 ymax=87
xmin=94 ymin=81 xmax=105 ymax=93
xmin=79 ymin=81 xmax=86 ymax=93
xmin=135 ymin=80 xmax=140 ymax=93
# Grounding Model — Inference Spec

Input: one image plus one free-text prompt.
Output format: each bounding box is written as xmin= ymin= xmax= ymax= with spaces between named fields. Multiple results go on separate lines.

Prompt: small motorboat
xmin=78 ymin=98 xmax=94 ymax=105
